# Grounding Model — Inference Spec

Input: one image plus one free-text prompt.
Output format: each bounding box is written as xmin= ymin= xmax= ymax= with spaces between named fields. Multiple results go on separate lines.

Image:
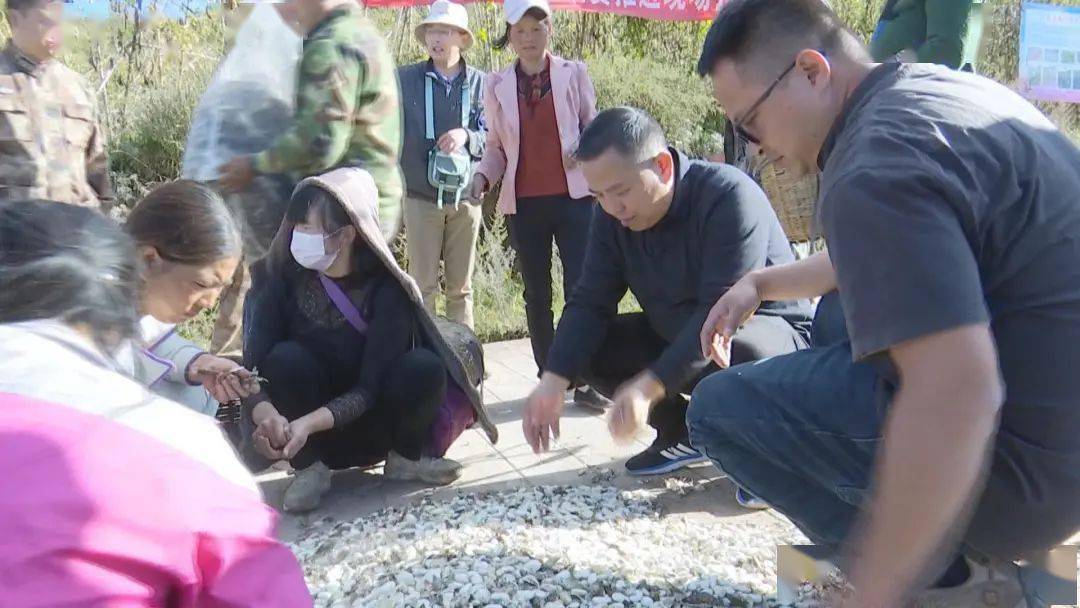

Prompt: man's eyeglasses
xmin=731 ymin=59 xmax=797 ymax=146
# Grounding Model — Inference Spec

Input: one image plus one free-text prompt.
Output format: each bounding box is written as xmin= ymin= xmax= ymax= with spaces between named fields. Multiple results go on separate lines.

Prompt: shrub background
xmin=19 ymin=0 xmax=1079 ymax=343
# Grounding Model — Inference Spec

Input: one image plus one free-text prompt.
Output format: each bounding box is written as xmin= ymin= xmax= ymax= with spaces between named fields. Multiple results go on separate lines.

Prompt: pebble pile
xmin=288 ymin=484 xmax=830 ymax=608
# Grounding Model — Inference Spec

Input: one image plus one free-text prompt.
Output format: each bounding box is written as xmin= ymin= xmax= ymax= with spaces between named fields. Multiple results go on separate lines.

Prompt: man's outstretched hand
xmin=608 ymin=371 xmax=664 ymax=444
xmin=700 ymin=273 xmax=763 ymax=368
xmin=522 ymin=373 xmax=571 ymax=453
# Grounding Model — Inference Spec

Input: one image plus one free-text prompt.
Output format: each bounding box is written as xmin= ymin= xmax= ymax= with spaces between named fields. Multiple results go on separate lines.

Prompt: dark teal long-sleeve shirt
xmin=869 ymin=0 xmax=985 ymax=71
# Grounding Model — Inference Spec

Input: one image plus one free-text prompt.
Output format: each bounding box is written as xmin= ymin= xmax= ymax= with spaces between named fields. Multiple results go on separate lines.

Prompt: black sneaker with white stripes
xmin=624 ymin=440 xmax=707 ymax=476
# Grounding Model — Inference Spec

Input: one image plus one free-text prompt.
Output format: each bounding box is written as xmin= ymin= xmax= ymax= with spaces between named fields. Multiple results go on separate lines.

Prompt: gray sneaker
xmin=282 ymin=461 xmax=332 ymax=513
xmin=383 ymin=450 xmax=463 ymax=485
xmin=914 ymin=556 xmax=1028 ymax=608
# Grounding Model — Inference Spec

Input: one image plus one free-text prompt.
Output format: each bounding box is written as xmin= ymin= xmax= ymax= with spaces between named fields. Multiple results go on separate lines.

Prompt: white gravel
xmin=288 ymin=484 xmax=829 ymax=608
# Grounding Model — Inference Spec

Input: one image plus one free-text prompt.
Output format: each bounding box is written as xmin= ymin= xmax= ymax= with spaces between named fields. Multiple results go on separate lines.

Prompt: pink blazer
xmin=475 ymin=53 xmax=599 ymax=215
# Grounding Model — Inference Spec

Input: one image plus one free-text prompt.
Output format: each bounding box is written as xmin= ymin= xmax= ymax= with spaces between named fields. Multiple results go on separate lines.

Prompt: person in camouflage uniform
xmin=219 ymin=0 xmax=403 ymax=238
xmin=0 ymin=0 xmax=113 ymax=209
xmin=214 ymin=0 xmax=402 ymax=357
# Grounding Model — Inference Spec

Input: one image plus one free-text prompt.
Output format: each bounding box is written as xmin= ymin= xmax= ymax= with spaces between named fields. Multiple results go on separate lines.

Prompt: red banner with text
xmin=364 ymin=0 xmax=722 ymax=21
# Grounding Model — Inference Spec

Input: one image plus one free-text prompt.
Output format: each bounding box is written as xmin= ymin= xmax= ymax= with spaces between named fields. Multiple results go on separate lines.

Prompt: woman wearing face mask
xmin=0 ymin=200 xmax=309 ymax=606
xmin=470 ymin=0 xmax=608 ymax=410
xmin=121 ymin=180 xmax=260 ymax=417
xmin=242 ymin=168 xmax=497 ymax=513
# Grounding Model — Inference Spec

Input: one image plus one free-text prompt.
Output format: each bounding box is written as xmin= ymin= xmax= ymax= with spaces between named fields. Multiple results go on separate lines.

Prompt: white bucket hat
xmin=504 ymin=0 xmax=551 ymax=25
xmin=415 ymin=0 xmax=474 ymax=51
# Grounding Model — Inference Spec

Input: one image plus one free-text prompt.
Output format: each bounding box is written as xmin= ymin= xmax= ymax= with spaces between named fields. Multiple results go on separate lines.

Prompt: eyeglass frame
xmin=729 ymin=59 xmax=798 ymax=146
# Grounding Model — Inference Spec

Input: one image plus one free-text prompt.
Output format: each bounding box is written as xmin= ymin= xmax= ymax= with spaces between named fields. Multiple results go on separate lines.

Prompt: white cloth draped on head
xmin=268 ymin=168 xmax=423 ymax=304
xmin=262 ymin=167 xmax=500 ymax=445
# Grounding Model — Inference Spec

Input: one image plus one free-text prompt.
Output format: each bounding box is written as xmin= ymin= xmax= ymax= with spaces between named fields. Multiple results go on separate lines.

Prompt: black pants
xmin=256 ymin=342 xmax=446 ymax=470
xmin=584 ymin=313 xmax=810 ymax=447
xmin=508 ymin=195 xmax=595 ymax=374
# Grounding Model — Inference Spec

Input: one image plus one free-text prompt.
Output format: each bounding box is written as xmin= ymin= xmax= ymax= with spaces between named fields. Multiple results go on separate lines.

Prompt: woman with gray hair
xmin=0 ymin=200 xmax=308 ymax=606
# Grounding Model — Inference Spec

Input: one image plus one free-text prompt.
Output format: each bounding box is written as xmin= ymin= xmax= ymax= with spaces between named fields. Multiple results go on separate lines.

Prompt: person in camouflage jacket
xmin=219 ymin=0 xmax=403 ymax=238
xmin=0 ymin=0 xmax=113 ymax=210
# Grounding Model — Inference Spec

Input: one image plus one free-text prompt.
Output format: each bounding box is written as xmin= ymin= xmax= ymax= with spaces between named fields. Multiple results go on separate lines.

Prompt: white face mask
xmin=290 ymin=229 xmax=341 ymax=272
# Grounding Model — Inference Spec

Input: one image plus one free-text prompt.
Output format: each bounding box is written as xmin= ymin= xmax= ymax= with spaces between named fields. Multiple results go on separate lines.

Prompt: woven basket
xmin=759 ymin=164 xmax=820 ymax=244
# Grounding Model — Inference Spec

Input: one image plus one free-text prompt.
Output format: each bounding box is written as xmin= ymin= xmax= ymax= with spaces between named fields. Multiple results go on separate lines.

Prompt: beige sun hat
xmin=414 ymin=0 xmax=474 ymax=51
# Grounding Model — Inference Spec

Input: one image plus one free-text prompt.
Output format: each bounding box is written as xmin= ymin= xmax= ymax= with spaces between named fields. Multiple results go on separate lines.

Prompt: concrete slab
xmin=554 ymin=408 xmax=656 ymax=456
xmin=497 ymin=444 xmax=590 ymax=485
xmin=444 ymin=428 xmax=523 ymax=489
xmin=481 ymin=395 xmax=527 ymax=427
xmin=483 ymin=367 xmax=536 ymax=401
xmin=272 ymin=338 xmax=785 ymax=540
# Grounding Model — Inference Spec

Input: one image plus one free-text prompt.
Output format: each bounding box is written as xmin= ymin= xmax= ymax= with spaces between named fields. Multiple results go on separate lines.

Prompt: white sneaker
xmin=383 ymin=450 xmax=463 ymax=485
xmin=282 ymin=461 xmax=332 ymax=513
xmin=914 ymin=556 xmax=1028 ymax=608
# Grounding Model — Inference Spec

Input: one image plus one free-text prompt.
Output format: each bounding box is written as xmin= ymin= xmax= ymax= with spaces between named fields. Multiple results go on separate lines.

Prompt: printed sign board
xmin=1019 ymin=2 xmax=1080 ymax=103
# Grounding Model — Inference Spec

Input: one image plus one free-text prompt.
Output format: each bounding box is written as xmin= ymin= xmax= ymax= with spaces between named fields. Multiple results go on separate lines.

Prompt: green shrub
xmin=108 ymin=67 xmax=212 ymax=186
xmin=472 ymin=213 xmax=530 ymax=342
xmin=93 ymin=0 xmax=1079 ymax=193
xmin=95 ymin=0 xmax=1080 ymax=348
xmin=587 ymin=53 xmax=724 ymax=156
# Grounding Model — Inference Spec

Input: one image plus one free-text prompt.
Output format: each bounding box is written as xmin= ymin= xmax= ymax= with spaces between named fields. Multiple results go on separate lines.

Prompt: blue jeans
xmin=689 ymin=292 xmax=1080 ymax=561
xmin=688 ymin=293 xmax=884 ymax=549
xmin=689 ymin=342 xmax=884 ymax=547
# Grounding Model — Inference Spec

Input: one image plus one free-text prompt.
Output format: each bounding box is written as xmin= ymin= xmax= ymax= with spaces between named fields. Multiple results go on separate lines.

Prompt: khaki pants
xmin=210 ymin=258 xmax=251 ymax=358
xmin=403 ymin=195 xmax=482 ymax=329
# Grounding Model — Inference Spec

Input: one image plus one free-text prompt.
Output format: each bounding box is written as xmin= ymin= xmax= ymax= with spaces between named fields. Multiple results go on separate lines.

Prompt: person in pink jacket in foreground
xmin=0 ymin=200 xmax=310 ymax=607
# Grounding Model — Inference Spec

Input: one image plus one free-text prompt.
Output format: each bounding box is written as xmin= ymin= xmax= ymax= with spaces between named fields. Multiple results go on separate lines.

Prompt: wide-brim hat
xmin=504 ymin=0 xmax=551 ymax=25
xmin=414 ymin=0 xmax=474 ymax=51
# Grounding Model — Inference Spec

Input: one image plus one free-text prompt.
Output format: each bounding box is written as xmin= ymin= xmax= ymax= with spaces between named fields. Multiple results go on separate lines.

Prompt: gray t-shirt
xmin=819 ymin=63 xmax=1080 ymax=532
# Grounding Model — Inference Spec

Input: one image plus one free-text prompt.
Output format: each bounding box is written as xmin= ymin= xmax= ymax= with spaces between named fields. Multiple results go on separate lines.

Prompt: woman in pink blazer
xmin=472 ymin=0 xmax=605 ymax=407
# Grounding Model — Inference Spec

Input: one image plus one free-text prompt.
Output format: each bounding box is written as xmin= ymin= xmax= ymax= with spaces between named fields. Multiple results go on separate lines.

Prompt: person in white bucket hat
xmin=398 ymin=0 xmax=487 ymax=329
xmin=472 ymin=0 xmax=610 ymax=413
xmin=413 ymin=0 xmax=474 ymax=50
